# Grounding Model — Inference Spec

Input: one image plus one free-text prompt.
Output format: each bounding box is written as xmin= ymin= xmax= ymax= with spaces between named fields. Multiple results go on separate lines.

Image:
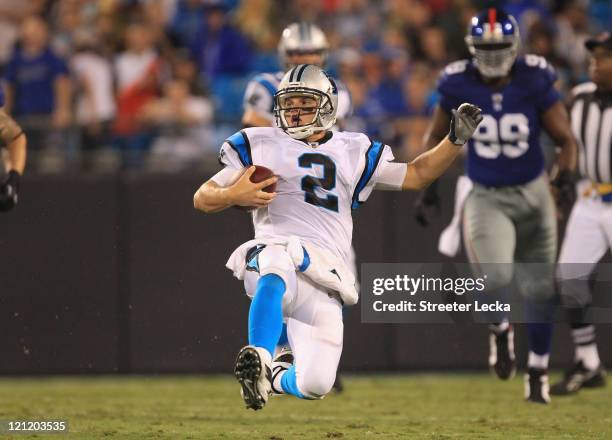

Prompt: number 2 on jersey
xmin=298 ymin=153 xmax=339 ymax=212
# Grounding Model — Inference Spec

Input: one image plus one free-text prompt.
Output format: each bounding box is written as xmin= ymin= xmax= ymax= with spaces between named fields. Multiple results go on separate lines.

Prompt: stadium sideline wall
xmin=0 ymin=172 xmax=610 ymax=374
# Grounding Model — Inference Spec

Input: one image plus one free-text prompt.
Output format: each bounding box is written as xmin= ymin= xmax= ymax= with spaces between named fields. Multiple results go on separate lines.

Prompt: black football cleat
xmin=234 ymin=345 xmax=272 ymax=410
xmin=271 ymin=347 xmax=294 ymax=395
xmin=525 ymin=368 xmax=551 ymax=404
xmin=550 ymin=361 xmax=606 ymax=396
xmin=488 ymin=325 xmax=516 ymax=380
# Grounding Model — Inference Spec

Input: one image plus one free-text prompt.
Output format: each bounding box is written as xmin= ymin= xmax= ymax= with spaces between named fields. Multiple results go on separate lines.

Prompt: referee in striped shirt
xmin=552 ymin=33 xmax=612 ymax=395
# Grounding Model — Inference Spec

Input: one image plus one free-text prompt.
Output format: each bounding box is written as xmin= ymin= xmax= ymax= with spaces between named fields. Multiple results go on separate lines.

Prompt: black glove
xmin=0 ymin=170 xmax=20 ymax=212
xmin=415 ymin=180 xmax=441 ymax=227
xmin=448 ymin=103 xmax=483 ymax=146
xmin=552 ymin=169 xmax=576 ymax=215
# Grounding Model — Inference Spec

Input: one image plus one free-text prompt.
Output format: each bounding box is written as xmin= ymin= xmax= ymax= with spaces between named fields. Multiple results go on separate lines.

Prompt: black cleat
xmin=488 ymin=325 xmax=516 ymax=380
xmin=550 ymin=361 xmax=606 ymax=396
xmin=234 ymin=345 xmax=272 ymax=410
xmin=271 ymin=347 xmax=294 ymax=395
xmin=525 ymin=368 xmax=551 ymax=404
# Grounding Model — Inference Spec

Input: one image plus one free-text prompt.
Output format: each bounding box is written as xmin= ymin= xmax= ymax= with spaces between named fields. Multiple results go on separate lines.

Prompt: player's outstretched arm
xmin=0 ymin=108 xmax=26 ymax=212
xmin=402 ymin=103 xmax=482 ymax=191
xmin=193 ymin=166 xmax=277 ymax=214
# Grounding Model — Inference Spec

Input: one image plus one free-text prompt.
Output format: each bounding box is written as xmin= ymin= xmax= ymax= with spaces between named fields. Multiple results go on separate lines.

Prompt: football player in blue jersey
xmin=418 ymin=8 xmax=577 ymax=403
xmin=0 ymin=85 xmax=27 ymax=211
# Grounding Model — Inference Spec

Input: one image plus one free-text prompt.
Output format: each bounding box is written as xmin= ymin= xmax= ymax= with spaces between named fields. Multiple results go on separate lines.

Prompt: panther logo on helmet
xmin=465 ymin=8 xmax=520 ymax=78
xmin=273 ymin=64 xmax=337 ymax=140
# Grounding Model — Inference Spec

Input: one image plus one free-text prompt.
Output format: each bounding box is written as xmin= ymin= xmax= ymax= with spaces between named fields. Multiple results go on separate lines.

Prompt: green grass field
xmin=0 ymin=374 xmax=611 ymax=439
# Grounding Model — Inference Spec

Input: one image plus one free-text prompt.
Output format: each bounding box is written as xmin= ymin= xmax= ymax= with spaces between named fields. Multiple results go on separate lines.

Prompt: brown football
xmin=249 ymin=165 xmax=277 ymax=193
xmin=234 ymin=165 xmax=277 ymax=212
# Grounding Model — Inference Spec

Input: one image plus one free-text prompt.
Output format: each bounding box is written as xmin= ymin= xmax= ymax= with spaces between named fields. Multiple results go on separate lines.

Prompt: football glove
xmin=0 ymin=170 xmax=20 ymax=212
xmin=415 ymin=180 xmax=441 ymax=227
xmin=552 ymin=169 xmax=576 ymax=216
xmin=448 ymin=103 xmax=483 ymax=146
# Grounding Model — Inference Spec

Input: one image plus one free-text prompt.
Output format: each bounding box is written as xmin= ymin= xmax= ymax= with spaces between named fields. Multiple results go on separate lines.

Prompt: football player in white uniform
xmin=242 ymin=21 xmax=352 ymax=392
xmin=194 ymin=65 xmax=483 ymax=410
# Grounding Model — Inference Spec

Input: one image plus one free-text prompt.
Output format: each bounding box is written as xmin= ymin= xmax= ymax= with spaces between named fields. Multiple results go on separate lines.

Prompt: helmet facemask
xmin=467 ymin=39 xmax=519 ymax=78
xmin=284 ymin=49 xmax=328 ymax=70
xmin=274 ymin=88 xmax=335 ymax=140
xmin=465 ymin=10 xmax=520 ymax=79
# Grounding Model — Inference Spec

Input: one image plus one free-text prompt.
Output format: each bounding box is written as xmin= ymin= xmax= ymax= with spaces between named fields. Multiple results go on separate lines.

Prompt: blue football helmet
xmin=465 ymin=8 xmax=520 ymax=78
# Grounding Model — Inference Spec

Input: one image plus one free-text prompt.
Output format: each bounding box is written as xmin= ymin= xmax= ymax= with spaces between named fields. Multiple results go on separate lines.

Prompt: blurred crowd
xmin=0 ymin=0 xmax=610 ymax=172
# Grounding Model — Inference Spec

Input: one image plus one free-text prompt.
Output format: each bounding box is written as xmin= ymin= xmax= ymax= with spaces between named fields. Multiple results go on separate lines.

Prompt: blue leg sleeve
xmin=280 ymin=365 xmax=306 ymax=399
xmin=248 ymin=273 xmax=286 ymax=357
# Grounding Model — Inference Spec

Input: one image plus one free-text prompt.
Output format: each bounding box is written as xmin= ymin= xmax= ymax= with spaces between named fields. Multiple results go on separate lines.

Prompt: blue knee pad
xmin=248 ymin=273 xmax=286 ymax=356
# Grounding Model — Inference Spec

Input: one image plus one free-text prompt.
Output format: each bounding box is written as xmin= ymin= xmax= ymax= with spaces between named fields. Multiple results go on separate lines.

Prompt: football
xmin=234 ymin=165 xmax=276 ymax=212
xmin=249 ymin=165 xmax=277 ymax=193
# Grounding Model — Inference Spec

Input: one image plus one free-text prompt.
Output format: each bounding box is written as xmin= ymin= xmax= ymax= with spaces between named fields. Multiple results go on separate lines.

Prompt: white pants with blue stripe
xmin=244 ymin=244 xmax=343 ymax=398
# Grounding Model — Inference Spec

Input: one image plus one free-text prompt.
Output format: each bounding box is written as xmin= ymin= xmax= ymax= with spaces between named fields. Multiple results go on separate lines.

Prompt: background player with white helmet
xmin=194 ymin=64 xmax=483 ymax=410
xmin=241 ymin=22 xmax=351 ymax=129
xmin=417 ymin=8 xmax=578 ymax=404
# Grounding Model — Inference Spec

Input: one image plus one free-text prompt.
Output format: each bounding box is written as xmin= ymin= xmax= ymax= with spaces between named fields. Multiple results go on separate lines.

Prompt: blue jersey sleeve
xmin=0 ymin=84 xmax=4 ymax=107
xmin=437 ymin=60 xmax=470 ymax=115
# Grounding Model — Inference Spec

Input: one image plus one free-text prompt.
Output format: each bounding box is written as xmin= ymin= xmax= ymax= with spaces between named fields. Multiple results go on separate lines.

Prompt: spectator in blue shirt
xmin=189 ymin=2 xmax=252 ymax=83
xmin=4 ymin=16 xmax=71 ymax=127
xmin=4 ymin=16 xmax=72 ymax=170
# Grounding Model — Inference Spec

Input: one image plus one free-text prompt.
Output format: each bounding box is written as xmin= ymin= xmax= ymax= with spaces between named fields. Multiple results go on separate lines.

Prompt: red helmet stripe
xmin=488 ymin=8 xmax=497 ymax=34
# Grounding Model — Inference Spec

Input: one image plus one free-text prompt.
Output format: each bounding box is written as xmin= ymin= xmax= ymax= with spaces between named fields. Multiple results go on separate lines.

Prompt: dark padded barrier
xmin=0 ymin=172 xmax=610 ymax=374
xmin=0 ymin=176 xmax=120 ymax=374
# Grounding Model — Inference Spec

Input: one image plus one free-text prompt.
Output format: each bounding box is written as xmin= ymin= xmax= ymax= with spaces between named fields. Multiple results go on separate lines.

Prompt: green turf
xmin=0 ymin=373 xmax=610 ymax=439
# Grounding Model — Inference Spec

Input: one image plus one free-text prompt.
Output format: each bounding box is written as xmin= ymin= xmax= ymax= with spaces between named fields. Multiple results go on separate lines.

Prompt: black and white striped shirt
xmin=571 ymin=82 xmax=612 ymax=183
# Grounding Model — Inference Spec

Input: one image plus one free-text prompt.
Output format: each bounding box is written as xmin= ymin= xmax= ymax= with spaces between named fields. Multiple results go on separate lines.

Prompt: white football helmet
xmin=274 ymin=64 xmax=337 ymax=140
xmin=278 ymin=22 xmax=329 ymax=69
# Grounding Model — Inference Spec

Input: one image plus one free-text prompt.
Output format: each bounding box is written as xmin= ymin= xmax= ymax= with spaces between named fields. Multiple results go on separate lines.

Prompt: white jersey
xmin=215 ymin=127 xmax=394 ymax=263
xmin=243 ymin=71 xmax=352 ymax=125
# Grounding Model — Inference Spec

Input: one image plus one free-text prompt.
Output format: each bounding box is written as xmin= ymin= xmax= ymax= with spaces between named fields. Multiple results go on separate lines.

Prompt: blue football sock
xmin=248 ymin=273 xmax=286 ymax=357
xmin=526 ymin=297 xmax=554 ymax=357
xmin=528 ymin=322 xmax=553 ymax=356
xmin=280 ymin=365 xmax=306 ymax=399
